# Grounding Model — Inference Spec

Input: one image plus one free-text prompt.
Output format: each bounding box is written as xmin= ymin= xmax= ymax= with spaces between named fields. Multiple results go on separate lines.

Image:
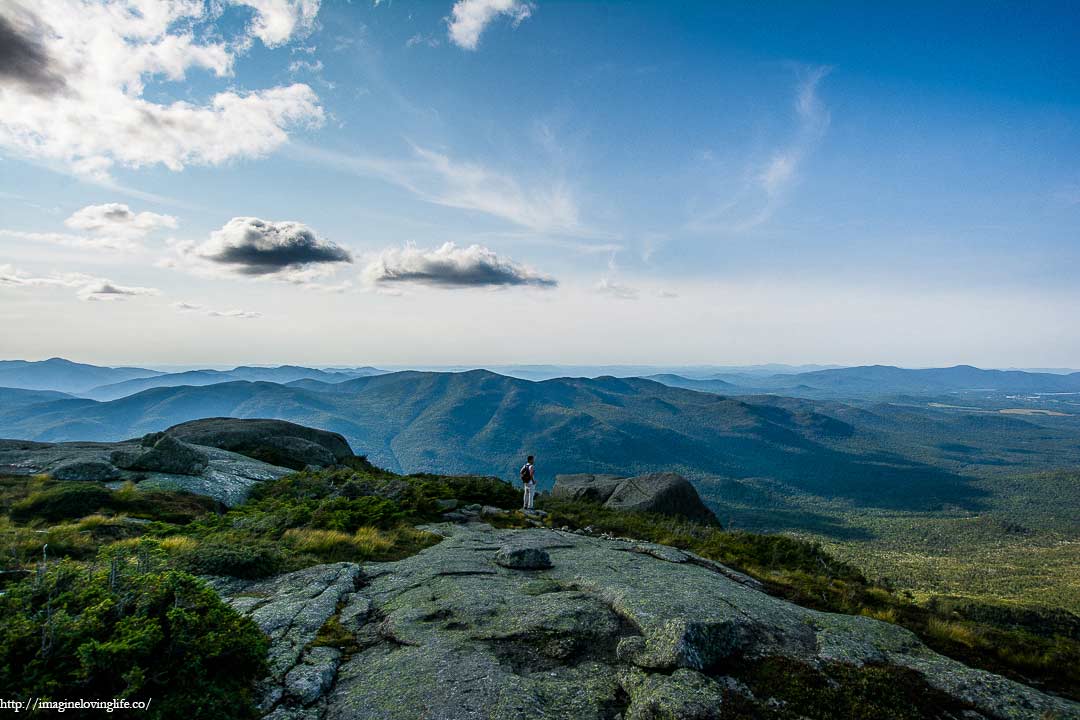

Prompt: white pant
xmin=523 ymin=483 xmax=535 ymax=510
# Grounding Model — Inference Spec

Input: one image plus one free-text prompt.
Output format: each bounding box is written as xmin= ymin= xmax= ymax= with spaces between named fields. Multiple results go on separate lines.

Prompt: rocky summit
xmin=213 ymin=522 xmax=1078 ymax=720
xmin=0 ymin=417 xmax=355 ymax=506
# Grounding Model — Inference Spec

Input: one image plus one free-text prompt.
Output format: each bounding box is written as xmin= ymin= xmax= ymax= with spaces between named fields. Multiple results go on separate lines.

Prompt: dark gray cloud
xmin=364 ymin=242 xmax=557 ymax=289
xmin=0 ymin=13 xmax=67 ymax=96
xmin=196 ymin=217 xmax=353 ymax=276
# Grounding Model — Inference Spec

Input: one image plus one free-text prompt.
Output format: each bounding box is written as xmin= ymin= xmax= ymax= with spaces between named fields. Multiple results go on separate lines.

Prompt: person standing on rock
xmin=520 ymin=455 xmax=536 ymax=511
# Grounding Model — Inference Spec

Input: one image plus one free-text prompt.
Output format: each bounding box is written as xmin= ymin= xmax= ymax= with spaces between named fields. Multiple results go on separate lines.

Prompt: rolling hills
xmin=3 ymin=370 xmax=1079 ymax=516
xmin=84 ymin=364 xmax=381 ymax=400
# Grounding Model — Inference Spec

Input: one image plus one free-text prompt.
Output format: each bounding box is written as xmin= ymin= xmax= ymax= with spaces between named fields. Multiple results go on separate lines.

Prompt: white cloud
xmin=447 ymin=0 xmax=532 ymax=50
xmin=65 ymin=203 xmax=176 ymax=235
xmin=0 ymin=1 xmax=324 ymax=180
xmin=0 ymin=202 xmax=177 ymax=251
xmin=406 ymin=33 xmax=440 ymax=49
xmin=173 ymin=301 xmax=261 ymax=319
xmin=363 ymin=242 xmax=556 ymax=289
xmin=0 ymin=264 xmax=159 ymax=301
xmin=171 ymin=216 xmax=352 ymax=281
xmin=288 ymin=59 xmax=324 ymax=74
xmin=595 ymin=277 xmax=639 ymax=300
xmin=233 ymin=0 xmax=321 ymax=48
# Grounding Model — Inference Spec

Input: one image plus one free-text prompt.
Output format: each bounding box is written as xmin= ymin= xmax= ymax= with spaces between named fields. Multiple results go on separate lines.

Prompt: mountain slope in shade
xmin=0 ymin=386 xmax=74 ymax=407
xmin=9 ymin=370 xmax=1080 ymax=516
xmin=0 ymin=358 xmax=162 ymax=394
xmin=85 ymin=365 xmax=380 ymax=401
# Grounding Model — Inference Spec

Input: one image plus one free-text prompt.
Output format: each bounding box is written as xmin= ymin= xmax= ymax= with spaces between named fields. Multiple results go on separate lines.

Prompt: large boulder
xmin=122 ymin=434 xmax=209 ymax=476
xmin=551 ymin=473 xmax=625 ymax=503
xmin=51 ymin=460 xmax=121 ymax=482
xmin=604 ymin=472 xmax=717 ymax=524
xmin=553 ymin=471 xmax=718 ymax=524
xmin=159 ymin=418 xmax=354 ymax=470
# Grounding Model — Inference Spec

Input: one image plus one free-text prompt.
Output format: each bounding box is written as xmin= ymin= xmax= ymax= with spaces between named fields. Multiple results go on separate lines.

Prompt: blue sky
xmin=1 ymin=0 xmax=1078 ymax=367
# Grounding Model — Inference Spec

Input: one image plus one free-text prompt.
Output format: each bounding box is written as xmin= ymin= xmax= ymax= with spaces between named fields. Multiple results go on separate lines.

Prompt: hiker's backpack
xmin=519 ymin=464 xmax=531 ymax=485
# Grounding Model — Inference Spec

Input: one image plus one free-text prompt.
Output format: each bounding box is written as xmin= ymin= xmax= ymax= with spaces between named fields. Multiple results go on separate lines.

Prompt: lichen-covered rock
xmin=211 ymin=562 xmax=362 ymax=716
xmin=494 ymin=545 xmax=552 ymax=570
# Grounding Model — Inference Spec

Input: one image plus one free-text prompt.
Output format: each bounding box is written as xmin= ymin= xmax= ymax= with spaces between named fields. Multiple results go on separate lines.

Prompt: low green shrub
xmin=9 ymin=480 xmax=220 ymax=525
xmin=174 ymin=534 xmax=285 ymax=579
xmin=11 ymin=483 xmax=114 ymax=522
xmin=0 ymin=550 xmax=267 ymax=719
xmin=311 ymin=496 xmax=404 ymax=532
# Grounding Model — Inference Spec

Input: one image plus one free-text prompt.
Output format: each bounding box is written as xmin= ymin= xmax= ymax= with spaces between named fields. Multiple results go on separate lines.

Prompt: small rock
xmin=480 ymin=505 xmax=505 ymax=517
xmin=494 ymin=544 xmax=552 ymax=570
xmin=442 ymin=511 xmax=468 ymax=523
xmin=435 ymin=498 xmax=458 ymax=511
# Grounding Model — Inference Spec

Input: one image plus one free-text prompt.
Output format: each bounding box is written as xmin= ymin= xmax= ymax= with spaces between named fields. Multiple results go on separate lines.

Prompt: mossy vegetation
xmin=723 ymin=658 xmax=974 ymax=720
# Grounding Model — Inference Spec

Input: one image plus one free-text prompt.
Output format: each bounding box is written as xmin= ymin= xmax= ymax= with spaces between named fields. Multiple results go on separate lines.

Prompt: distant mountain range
xmin=7 ymin=358 xmax=1080 ymax=402
xmin=0 ymin=358 xmax=383 ymax=399
xmin=650 ymin=364 xmax=1080 ymax=399
xmin=4 ymin=370 xmax=1080 ymax=522
xmin=84 ymin=365 xmax=383 ymax=401
xmin=0 ymin=358 xmax=162 ymax=393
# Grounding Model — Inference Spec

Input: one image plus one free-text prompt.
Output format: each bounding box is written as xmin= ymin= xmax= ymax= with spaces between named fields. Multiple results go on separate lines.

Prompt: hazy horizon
xmin=4 ymin=356 xmax=1080 ymax=377
xmin=3 ymin=1 xmax=1079 ymax=367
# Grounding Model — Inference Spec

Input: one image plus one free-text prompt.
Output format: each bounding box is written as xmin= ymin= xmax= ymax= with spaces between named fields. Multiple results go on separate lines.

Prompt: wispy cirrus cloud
xmin=0 ymin=264 xmax=159 ymax=301
xmin=0 ymin=1 xmax=324 ymax=181
xmin=446 ymin=0 xmax=533 ymax=50
xmin=297 ymin=142 xmax=602 ymax=239
xmin=687 ymin=66 xmax=832 ymax=233
xmin=363 ymin=242 xmax=556 ymax=289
